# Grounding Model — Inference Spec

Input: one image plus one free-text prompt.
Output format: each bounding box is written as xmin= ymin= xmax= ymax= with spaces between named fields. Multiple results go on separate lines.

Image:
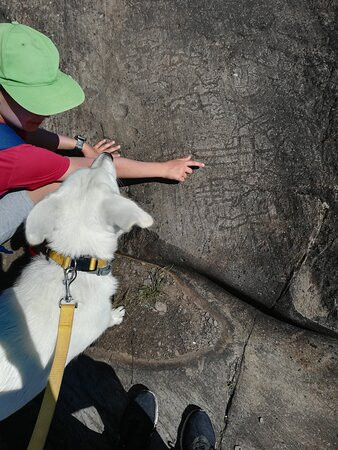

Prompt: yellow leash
xmin=27 ymin=304 xmax=75 ymax=450
xmin=26 ymin=248 xmax=110 ymax=449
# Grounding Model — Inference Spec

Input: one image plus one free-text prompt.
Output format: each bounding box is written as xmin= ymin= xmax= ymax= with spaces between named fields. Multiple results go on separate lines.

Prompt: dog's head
xmin=25 ymin=153 xmax=153 ymax=258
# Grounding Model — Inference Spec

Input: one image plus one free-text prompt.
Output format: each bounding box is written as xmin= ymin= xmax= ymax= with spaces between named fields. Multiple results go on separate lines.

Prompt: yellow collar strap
xmin=46 ymin=248 xmax=112 ymax=276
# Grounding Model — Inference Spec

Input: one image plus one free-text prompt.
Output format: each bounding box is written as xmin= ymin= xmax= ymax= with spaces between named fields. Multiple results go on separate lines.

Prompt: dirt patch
xmin=88 ymin=254 xmax=225 ymax=366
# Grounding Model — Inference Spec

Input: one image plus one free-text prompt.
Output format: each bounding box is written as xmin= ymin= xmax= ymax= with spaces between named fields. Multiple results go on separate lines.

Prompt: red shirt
xmin=0 ymin=127 xmax=70 ymax=196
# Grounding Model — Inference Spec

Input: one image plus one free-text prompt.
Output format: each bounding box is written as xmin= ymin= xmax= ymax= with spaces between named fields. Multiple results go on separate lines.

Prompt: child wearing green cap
xmin=0 ymin=22 xmax=204 ymax=245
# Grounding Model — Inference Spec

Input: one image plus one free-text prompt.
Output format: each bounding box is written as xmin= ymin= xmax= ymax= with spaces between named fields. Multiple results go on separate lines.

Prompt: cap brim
xmin=2 ymin=70 xmax=85 ymax=116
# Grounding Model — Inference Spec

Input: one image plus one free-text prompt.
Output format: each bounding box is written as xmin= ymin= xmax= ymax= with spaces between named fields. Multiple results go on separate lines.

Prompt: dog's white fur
xmin=0 ymin=153 xmax=153 ymax=419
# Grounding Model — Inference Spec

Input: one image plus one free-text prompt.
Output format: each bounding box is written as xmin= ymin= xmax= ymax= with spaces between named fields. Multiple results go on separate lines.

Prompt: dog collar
xmin=45 ymin=248 xmax=112 ymax=276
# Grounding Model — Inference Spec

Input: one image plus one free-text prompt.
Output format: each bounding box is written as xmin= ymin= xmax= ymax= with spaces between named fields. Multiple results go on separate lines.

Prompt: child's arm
xmin=113 ymin=155 xmax=204 ymax=182
xmin=58 ymin=135 xmax=121 ymax=157
xmin=23 ymin=128 xmax=120 ymax=156
xmin=60 ymin=155 xmax=204 ymax=183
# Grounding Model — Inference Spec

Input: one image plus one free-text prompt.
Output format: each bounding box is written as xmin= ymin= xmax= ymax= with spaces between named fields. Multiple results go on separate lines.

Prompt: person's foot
xmin=175 ymin=405 xmax=216 ymax=450
xmin=119 ymin=384 xmax=158 ymax=450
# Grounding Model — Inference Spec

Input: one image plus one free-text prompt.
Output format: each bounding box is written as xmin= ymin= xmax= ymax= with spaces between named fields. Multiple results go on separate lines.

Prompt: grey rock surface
xmin=0 ymin=0 xmax=336 ymax=333
xmin=222 ymin=316 xmax=338 ymax=449
xmin=0 ymin=1 xmax=337 ymax=449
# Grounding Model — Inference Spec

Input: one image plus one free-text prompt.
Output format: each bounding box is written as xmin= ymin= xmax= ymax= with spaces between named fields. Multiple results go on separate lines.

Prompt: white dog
xmin=0 ymin=153 xmax=153 ymax=420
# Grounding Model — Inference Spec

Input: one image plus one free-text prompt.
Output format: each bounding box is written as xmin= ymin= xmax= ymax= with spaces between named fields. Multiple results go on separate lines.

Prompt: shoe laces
xmin=192 ymin=436 xmax=216 ymax=450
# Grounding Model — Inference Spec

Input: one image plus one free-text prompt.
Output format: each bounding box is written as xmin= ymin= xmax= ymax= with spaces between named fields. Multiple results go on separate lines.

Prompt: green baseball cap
xmin=0 ymin=22 xmax=85 ymax=115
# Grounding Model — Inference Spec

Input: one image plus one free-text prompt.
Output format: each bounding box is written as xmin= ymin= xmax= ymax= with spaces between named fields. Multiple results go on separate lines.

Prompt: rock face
xmin=222 ymin=316 xmax=338 ymax=449
xmin=0 ymin=0 xmax=337 ymax=449
xmin=1 ymin=0 xmax=336 ymax=334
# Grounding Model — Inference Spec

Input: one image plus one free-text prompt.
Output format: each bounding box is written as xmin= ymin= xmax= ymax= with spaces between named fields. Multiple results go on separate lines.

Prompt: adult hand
xmin=161 ymin=155 xmax=205 ymax=182
xmin=82 ymin=139 xmax=121 ymax=158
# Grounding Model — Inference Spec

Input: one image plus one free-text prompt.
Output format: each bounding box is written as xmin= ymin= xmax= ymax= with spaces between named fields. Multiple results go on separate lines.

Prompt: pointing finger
xmin=188 ymin=160 xmax=205 ymax=168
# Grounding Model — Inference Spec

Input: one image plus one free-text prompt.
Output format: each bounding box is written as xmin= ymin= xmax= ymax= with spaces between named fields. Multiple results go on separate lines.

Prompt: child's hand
xmin=161 ymin=155 xmax=205 ymax=182
xmin=82 ymin=139 xmax=121 ymax=158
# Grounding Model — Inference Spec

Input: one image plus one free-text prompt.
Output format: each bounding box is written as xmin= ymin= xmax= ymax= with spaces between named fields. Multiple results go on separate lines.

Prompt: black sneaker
xmin=175 ymin=405 xmax=216 ymax=450
xmin=119 ymin=384 xmax=158 ymax=450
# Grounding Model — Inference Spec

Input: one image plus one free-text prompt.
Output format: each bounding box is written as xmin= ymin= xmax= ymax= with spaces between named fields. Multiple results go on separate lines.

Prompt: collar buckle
xmin=45 ymin=248 xmax=112 ymax=277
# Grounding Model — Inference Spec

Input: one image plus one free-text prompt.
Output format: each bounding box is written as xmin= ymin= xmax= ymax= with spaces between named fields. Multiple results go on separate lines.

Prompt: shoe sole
xmin=149 ymin=389 xmax=159 ymax=427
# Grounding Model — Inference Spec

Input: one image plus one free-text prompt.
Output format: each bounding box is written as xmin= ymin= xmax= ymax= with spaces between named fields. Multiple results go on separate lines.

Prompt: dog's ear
xmin=104 ymin=194 xmax=153 ymax=233
xmin=25 ymin=194 xmax=59 ymax=245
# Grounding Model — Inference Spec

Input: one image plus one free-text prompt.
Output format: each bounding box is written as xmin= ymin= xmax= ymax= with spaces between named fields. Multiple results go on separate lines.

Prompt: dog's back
xmin=0 ymin=256 xmax=117 ymax=419
xmin=0 ymin=153 xmax=153 ymax=419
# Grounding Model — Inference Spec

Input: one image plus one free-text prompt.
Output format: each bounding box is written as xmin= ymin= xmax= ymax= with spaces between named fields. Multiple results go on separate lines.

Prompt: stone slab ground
xmin=0 ymin=254 xmax=336 ymax=449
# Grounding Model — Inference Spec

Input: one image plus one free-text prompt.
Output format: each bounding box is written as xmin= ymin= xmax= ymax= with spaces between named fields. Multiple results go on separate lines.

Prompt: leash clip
xmin=59 ymin=265 xmax=78 ymax=308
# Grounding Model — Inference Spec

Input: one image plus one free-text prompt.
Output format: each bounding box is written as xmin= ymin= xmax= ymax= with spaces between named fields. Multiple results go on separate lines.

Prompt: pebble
xmin=155 ymin=301 xmax=167 ymax=313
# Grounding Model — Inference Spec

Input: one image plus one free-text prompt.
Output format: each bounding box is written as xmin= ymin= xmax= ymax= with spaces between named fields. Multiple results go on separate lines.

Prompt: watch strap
xmin=74 ymin=135 xmax=86 ymax=151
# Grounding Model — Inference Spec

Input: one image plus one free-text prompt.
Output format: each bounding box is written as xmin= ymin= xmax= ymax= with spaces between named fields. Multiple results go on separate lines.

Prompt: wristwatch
xmin=73 ymin=135 xmax=86 ymax=152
